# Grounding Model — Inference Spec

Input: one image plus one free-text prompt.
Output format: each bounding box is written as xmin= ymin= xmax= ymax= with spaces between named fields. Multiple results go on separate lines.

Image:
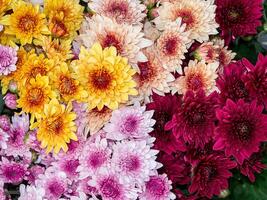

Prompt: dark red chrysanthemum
xmin=217 ymin=60 xmax=250 ymax=103
xmin=146 ymin=93 xmax=185 ymax=154
xmin=239 ymin=153 xmax=266 ymax=182
xmin=215 ymin=0 xmax=262 ymax=44
xmin=189 ymin=153 xmax=236 ymax=198
xmin=157 ymin=152 xmax=191 ymax=185
xmin=185 ymin=142 xmax=215 ymax=163
xmin=243 ymin=54 xmax=267 ymax=107
xmin=165 ymin=90 xmax=219 ymax=148
xmin=214 ymin=99 xmax=267 ymax=164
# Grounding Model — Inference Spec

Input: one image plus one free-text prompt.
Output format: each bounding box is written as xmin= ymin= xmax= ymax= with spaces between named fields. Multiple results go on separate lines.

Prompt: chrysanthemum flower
xmin=0 ymin=128 xmax=9 ymax=149
xmin=36 ymin=167 xmax=68 ymax=200
xmin=77 ymin=15 xmax=152 ymax=67
xmin=89 ymin=0 xmax=146 ymax=25
xmin=139 ymin=174 xmax=176 ymax=200
xmin=216 ymin=60 xmax=250 ymax=103
xmin=243 ymin=54 xmax=267 ymax=107
xmin=0 ymin=157 xmax=27 ymax=184
xmin=0 ymin=115 xmax=10 ymax=131
xmin=0 ymin=0 xmax=11 ymax=19
xmin=146 ymin=93 xmax=182 ymax=154
xmin=156 ymin=19 xmax=191 ymax=73
xmin=0 ymin=1 xmax=50 ymax=45
xmin=166 ymin=90 xmax=219 ymax=148
xmin=49 ymin=62 xmax=87 ymax=103
xmin=104 ymin=103 xmax=155 ymax=140
xmin=215 ymin=0 xmax=262 ymax=44
xmin=77 ymin=136 xmax=111 ymax=179
xmin=88 ymin=168 xmax=139 ymax=200
xmin=0 ymin=45 xmax=17 ymax=76
xmin=154 ymin=0 xmax=218 ymax=42
xmin=189 ymin=153 xmax=236 ymax=198
xmin=111 ymin=140 xmax=160 ymax=185
xmin=214 ymin=99 xmax=267 ymax=164
xmin=73 ymin=43 xmax=138 ymax=110
xmin=52 ymin=158 xmax=80 ymax=180
xmin=32 ymin=99 xmax=77 ymax=154
xmin=135 ymin=46 xmax=174 ymax=102
xmin=18 ymin=185 xmax=45 ymax=200
xmin=44 ymin=0 xmax=84 ymax=39
xmin=171 ymin=60 xmax=219 ymax=95
xmin=17 ymin=75 xmax=56 ymax=121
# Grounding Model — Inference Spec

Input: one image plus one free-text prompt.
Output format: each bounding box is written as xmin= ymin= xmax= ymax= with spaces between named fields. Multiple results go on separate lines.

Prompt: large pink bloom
xmin=214 ymin=99 xmax=267 ymax=164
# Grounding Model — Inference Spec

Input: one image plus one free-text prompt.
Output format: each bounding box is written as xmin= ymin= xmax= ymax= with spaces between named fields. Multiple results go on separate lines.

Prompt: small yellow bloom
xmin=73 ymin=43 xmax=138 ymax=110
xmin=32 ymin=98 xmax=77 ymax=154
xmin=0 ymin=1 xmax=50 ymax=45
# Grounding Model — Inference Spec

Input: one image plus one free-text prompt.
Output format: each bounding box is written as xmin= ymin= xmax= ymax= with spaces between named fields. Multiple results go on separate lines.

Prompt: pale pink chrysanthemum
xmin=104 ymin=102 xmax=155 ymax=140
xmin=156 ymin=19 xmax=192 ymax=73
xmin=139 ymin=174 xmax=176 ymax=200
xmin=77 ymin=136 xmax=111 ymax=179
xmin=0 ymin=45 xmax=17 ymax=76
xmin=88 ymin=168 xmax=139 ymax=200
xmin=0 ymin=157 xmax=27 ymax=184
xmin=171 ymin=60 xmax=219 ymax=95
xmin=154 ymin=0 xmax=218 ymax=42
xmin=134 ymin=46 xmax=175 ymax=102
xmin=77 ymin=15 xmax=152 ymax=67
xmin=36 ymin=167 xmax=68 ymax=200
xmin=18 ymin=185 xmax=45 ymax=200
xmin=0 ymin=115 xmax=11 ymax=131
xmin=0 ymin=128 xmax=9 ymax=149
xmin=111 ymin=140 xmax=161 ymax=186
xmin=52 ymin=158 xmax=80 ymax=180
xmin=88 ymin=0 xmax=146 ymax=25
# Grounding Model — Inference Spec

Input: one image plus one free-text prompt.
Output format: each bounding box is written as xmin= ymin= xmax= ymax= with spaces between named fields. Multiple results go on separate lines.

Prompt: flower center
xmin=88 ymin=151 xmax=106 ymax=169
xmin=101 ymin=33 xmax=122 ymax=54
xmin=138 ymin=61 xmax=156 ymax=84
xmin=62 ymin=159 xmax=79 ymax=176
xmin=123 ymin=116 xmax=139 ymax=133
xmin=47 ymin=180 xmax=65 ymax=198
xmin=18 ymin=14 xmax=37 ymax=33
xmin=155 ymin=111 xmax=171 ymax=132
xmin=119 ymin=155 xmax=140 ymax=172
xmin=27 ymin=87 xmax=44 ymax=106
xmin=232 ymin=120 xmax=253 ymax=143
xmin=107 ymin=1 xmax=128 ymax=22
xmin=163 ymin=37 xmax=179 ymax=56
xmin=100 ymin=177 xmax=121 ymax=198
xmin=29 ymin=66 xmax=47 ymax=79
xmin=227 ymin=6 xmax=243 ymax=23
xmin=174 ymin=9 xmax=196 ymax=30
xmin=47 ymin=117 xmax=64 ymax=135
xmin=90 ymin=69 xmax=112 ymax=90
xmin=229 ymin=80 xmax=249 ymax=101
xmin=4 ymin=164 xmax=25 ymax=182
xmin=199 ymin=163 xmax=217 ymax=183
xmin=146 ymin=177 xmax=165 ymax=196
xmin=0 ymin=51 xmax=12 ymax=67
xmin=187 ymin=74 xmax=204 ymax=91
xmin=59 ymin=75 xmax=77 ymax=95
xmin=183 ymin=105 xmax=206 ymax=126
xmin=51 ymin=18 xmax=68 ymax=37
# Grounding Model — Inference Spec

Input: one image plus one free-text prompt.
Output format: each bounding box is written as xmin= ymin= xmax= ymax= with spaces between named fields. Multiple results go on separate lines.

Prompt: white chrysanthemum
xmin=77 ymin=136 xmax=111 ymax=179
xmin=18 ymin=185 xmax=45 ymax=200
xmin=88 ymin=0 xmax=146 ymax=25
xmin=154 ymin=0 xmax=219 ymax=42
xmin=104 ymin=102 xmax=155 ymax=140
xmin=171 ymin=60 xmax=219 ymax=95
xmin=111 ymin=140 xmax=161 ymax=186
xmin=77 ymin=15 xmax=152 ymax=67
xmin=156 ymin=19 xmax=192 ymax=73
xmin=134 ymin=46 xmax=175 ymax=102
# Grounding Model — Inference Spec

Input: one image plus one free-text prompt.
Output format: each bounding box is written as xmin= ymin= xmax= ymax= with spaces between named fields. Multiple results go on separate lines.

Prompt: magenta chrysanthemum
xmin=214 ymin=99 xmax=267 ymax=164
xmin=0 ymin=44 xmax=17 ymax=76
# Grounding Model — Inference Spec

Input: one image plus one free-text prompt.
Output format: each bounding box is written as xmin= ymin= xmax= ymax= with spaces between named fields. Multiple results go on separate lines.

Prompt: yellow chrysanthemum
xmin=32 ymin=98 xmax=77 ymax=154
xmin=35 ymin=36 xmax=73 ymax=62
xmin=16 ymin=52 xmax=54 ymax=89
xmin=0 ymin=1 xmax=50 ymax=45
xmin=73 ymin=43 xmax=138 ymax=110
xmin=44 ymin=0 xmax=84 ymax=39
xmin=17 ymin=75 xmax=56 ymax=121
xmin=49 ymin=62 xmax=87 ymax=102
xmin=0 ymin=0 xmax=11 ymax=18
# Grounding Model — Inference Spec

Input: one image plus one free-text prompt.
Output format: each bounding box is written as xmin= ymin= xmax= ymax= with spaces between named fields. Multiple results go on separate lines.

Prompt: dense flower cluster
xmin=0 ymin=0 xmax=266 ymax=199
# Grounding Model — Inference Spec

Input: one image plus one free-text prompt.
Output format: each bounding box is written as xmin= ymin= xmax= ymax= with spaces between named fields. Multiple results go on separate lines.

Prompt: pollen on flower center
xmin=27 ymin=88 xmax=44 ymax=105
xmin=52 ymin=19 xmax=68 ymax=37
xmin=59 ymin=75 xmax=77 ymax=95
xmin=47 ymin=117 xmax=64 ymax=135
xmin=18 ymin=14 xmax=37 ymax=33
xmin=175 ymin=9 xmax=196 ymax=29
xmin=232 ymin=120 xmax=253 ymax=142
xmin=108 ymin=2 xmax=128 ymax=18
xmin=227 ymin=6 xmax=243 ymax=23
xmin=163 ymin=37 xmax=179 ymax=56
xmin=90 ymin=69 xmax=112 ymax=90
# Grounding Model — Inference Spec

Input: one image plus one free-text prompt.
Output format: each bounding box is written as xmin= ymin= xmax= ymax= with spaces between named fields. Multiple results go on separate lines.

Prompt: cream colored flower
xmin=171 ymin=60 xmax=219 ymax=95
xmin=154 ymin=0 xmax=218 ymax=42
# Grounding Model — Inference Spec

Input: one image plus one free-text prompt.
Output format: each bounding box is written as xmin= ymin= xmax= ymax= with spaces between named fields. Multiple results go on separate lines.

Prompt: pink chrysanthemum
xmin=52 ymin=158 xmax=80 ymax=180
xmin=215 ymin=0 xmax=262 ymax=44
xmin=18 ymin=185 xmax=45 ymax=200
xmin=25 ymin=165 xmax=45 ymax=184
xmin=88 ymin=168 xmax=139 ymax=200
xmin=111 ymin=140 xmax=161 ymax=186
xmin=88 ymin=0 xmax=146 ymax=25
xmin=104 ymin=103 xmax=155 ymax=140
xmin=214 ymin=99 xmax=267 ymax=164
xmin=166 ymin=90 xmax=219 ymax=148
xmin=156 ymin=19 xmax=191 ymax=73
xmin=139 ymin=174 xmax=176 ymax=200
xmin=36 ymin=167 xmax=68 ymax=200
xmin=0 ymin=44 xmax=17 ymax=76
xmin=189 ymin=153 xmax=236 ymax=198
xmin=0 ymin=128 xmax=9 ymax=149
xmin=77 ymin=136 xmax=111 ymax=179
xmin=0 ymin=157 xmax=27 ymax=184
xmin=0 ymin=115 xmax=11 ymax=131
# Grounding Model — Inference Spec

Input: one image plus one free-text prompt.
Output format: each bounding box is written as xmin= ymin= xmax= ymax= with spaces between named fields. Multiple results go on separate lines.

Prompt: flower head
xmin=3 ymin=93 xmax=17 ymax=109
xmin=18 ymin=185 xmax=45 ymax=200
xmin=0 ymin=115 xmax=11 ymax=132
xmin=73 ymin=43 xmax=138 ymax=110
xmin=0 ymin=44 xmax=17 ymax=76
xmin=214 ymin=99 xmax=267 ymax=164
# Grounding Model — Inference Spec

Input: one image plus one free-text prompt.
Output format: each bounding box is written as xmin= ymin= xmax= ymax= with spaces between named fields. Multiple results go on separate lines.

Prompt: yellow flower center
xmin=59 ymin=75 xmax=77 ymax=95
xmin=18 ymin=14 xmax=37 ymax=33
xmin=46 ymin=117 xmax=64 ymax=135
xmin=89 ymin=69 xmax=112 ymax=90
xmin=51 ymin=18 xmax=68 ymax=37
xmin=27 ymin=87 xmax=44 ymax=106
